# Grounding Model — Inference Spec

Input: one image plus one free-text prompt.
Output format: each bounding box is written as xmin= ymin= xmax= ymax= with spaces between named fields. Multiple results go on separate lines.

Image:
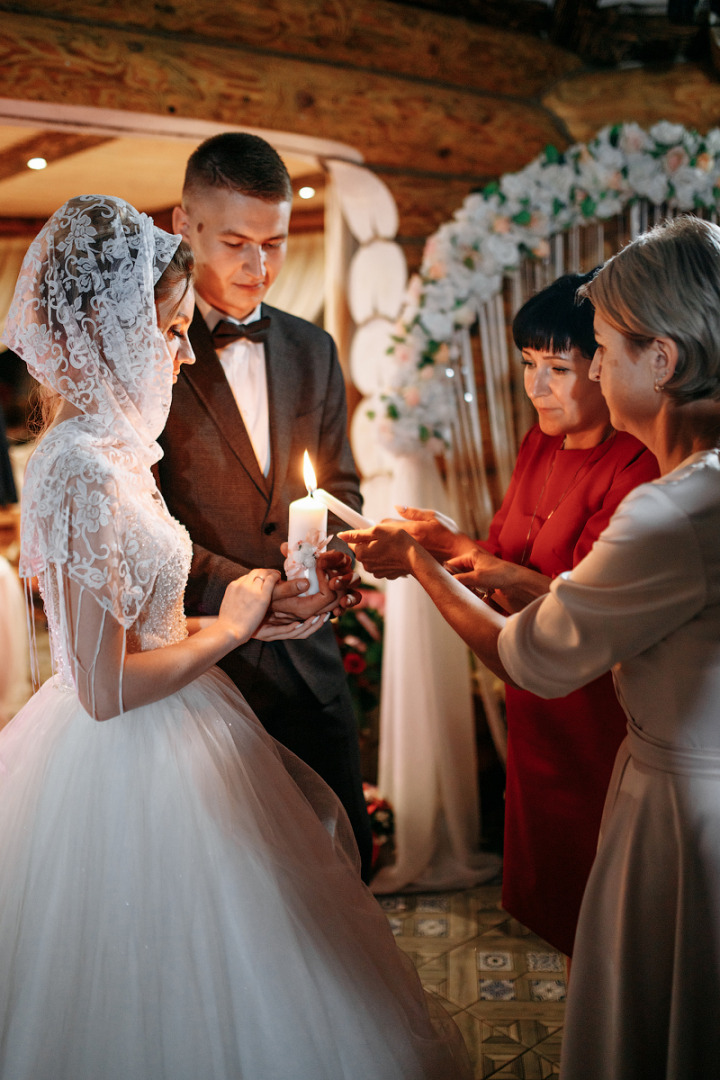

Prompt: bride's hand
xmin=217 ymin=569 xmax=281 ymax=643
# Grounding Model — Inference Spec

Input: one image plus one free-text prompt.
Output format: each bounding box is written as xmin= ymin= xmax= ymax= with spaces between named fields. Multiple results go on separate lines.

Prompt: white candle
xmin=287 ymin=493 xmax=328 ymax=552
xmin=312 ymin=488 xmax=375 ymax=531
xmin=286 ymin=453 xmax=329 ymax=596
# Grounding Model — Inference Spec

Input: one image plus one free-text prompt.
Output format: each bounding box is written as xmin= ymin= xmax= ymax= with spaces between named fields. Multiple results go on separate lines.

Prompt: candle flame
xmin=303 ymin=450 xmax=317 ymax=493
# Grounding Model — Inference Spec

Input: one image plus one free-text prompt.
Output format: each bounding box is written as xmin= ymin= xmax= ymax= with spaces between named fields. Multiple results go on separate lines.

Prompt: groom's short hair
xmin=183 ymin=132 xmax=293 ymax=204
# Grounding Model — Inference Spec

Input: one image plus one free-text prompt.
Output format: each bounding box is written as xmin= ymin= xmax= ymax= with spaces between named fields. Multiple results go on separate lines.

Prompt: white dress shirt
xmin=198 ymin=298 xmax=271 ymax=477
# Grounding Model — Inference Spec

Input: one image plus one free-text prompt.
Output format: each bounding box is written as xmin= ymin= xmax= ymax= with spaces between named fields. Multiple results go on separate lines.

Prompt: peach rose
xmin=664 ymin=146 xmax=689 ymax=173
xmin=492 ymin=216 xmax=511 ymax=234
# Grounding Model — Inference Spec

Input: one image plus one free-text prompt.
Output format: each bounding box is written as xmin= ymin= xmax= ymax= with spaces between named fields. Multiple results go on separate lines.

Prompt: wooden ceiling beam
xmin=0 ymin=131 xmax=114 ymax=183
xmin=0 ymin=216 xmax=46 ymax=235
xmin=0 ymin=13 xmax=570 ymax=183
xmin=0 ymin=0 xmax=581 ymax=99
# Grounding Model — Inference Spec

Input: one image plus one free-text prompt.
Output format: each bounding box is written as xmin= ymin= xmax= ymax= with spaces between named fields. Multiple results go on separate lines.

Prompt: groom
xmin=157 ymin=133 xmax=373 ymax=880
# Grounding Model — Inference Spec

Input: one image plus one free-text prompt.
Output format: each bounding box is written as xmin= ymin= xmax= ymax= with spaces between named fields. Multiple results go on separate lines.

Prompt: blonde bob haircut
xmin=579 ymin=215 xmax=720 ymax=405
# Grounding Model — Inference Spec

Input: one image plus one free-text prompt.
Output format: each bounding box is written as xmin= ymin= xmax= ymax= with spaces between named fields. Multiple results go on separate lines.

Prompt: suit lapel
xmin=264 ymin=304 xmax=305 ymax=498
xmin=185 ymin=308 xmax=270 ymax=497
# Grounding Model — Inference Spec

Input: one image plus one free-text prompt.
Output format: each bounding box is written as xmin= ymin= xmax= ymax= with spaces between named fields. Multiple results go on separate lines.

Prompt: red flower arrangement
xmin=332 ymin=587 xmax=384 ymax=734
xmin=363 ymin=783 xmax=395 ymax=869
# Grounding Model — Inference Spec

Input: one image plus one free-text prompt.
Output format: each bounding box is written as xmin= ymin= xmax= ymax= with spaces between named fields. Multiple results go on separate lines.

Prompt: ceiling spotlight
xmin=298 ymin=186 xmax=315 ymax=200
xmin=27 ymin=157 xmax=48 ymax=171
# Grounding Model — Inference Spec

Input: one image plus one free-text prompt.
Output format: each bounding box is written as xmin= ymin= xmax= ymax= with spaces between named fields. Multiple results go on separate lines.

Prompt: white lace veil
xmin=3 ymin=194 xmax=178 ymax=467
xmin=2 ymin=195 xmax=184 ymax=716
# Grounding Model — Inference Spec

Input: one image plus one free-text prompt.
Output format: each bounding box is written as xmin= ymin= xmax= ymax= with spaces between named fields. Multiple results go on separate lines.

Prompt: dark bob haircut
xmin=512 ymin=270 xmax=599 ymax=361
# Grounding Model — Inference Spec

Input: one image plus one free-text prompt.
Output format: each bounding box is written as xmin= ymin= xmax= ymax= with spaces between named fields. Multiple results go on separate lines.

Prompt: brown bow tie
xmin=211 ymin=316 xmax=271 ymax=349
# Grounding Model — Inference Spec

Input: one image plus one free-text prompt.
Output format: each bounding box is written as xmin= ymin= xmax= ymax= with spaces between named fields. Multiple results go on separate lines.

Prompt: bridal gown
xmin=0 ymin=429 xmax=470 ymax=1080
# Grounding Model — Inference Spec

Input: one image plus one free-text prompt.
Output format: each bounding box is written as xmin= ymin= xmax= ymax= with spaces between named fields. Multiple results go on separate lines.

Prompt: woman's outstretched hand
xmin=445 ymin=547 xmax=551 ymax=614
xmin=339 ymin=522 xmax=416 ymax=580
xmin=392 ymin=506 xmax=476 ymax=562
xmin=445 ymin=547 xmax=503 ymax=594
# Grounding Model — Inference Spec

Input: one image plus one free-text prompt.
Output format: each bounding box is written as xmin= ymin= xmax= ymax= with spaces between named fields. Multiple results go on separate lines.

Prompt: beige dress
xmin=498 ymin=449 xmax=720 ymax=1080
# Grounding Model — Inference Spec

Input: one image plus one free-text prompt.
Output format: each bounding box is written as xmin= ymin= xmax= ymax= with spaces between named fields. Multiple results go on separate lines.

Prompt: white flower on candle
xmin=286 ymin=453 xmax=329 ymax=595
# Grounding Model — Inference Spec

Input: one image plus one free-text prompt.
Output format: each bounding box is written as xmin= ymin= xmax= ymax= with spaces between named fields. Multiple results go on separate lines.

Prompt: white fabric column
xmin=371 ymin=452 xmax=500 ymax=894
xmin=325 ymin=160 xmax=495 ymax=891
xmin=0 ymin=555 xmax=30 ymax=727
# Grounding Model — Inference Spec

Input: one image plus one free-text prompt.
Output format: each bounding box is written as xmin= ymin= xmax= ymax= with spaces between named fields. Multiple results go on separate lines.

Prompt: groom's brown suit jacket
xmin=156 ymin=303 xmax=363 ymax=704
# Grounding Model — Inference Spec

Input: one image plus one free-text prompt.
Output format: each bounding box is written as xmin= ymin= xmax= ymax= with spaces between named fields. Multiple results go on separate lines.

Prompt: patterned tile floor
xmin=381 ymin=886 xmax=565 ymax=1078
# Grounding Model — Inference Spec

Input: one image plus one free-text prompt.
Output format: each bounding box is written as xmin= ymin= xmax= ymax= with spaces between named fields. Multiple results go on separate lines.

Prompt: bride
xmin=0 ymin=194 xmax=470 ymax=1080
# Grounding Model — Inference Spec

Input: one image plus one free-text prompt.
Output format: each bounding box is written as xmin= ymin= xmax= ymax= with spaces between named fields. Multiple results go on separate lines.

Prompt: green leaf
xmin=552 ymin=197 xmax=565 ymax=217
xmin=483 ymin=180 xmax=500 ymax=197
xmin=512 ymin=209 xmax=532 ymax=226
xmin=544 ymin=145 xmax=562 ymax=165
xmin=366 ymin=410 xmax=376 ymax=420
xmin=419 ymin=425 xmax=430 ymax=442
xmin=580 ymin=195 xmax=596 ymax=218
xmin=387 ymin=403 xmax=400 ymax=420
xmin=463 ymin=255 xmax=475 ymax=269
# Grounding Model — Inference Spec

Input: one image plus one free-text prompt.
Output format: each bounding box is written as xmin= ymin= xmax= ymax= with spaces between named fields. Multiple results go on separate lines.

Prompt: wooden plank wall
xmin=0 ymin=1 xmax=719 ymax=268
xmin=0 ymin=0 xmax=577 ymax=269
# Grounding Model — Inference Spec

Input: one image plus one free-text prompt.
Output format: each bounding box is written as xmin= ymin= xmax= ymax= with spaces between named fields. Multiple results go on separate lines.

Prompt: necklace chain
xmin=519 ymin=432 xmax=615 ymax=566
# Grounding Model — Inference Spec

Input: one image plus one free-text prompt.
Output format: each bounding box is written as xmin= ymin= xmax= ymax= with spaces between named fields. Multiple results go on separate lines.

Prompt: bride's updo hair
xmin=154 ymin=239 xmax=194 ymax=330
xmin=580 ymin=215 xmax=720 ymax=405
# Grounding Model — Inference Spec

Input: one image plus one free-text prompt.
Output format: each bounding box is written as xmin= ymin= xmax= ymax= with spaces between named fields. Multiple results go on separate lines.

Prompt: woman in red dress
xmin=357 ymin=272 xmax=658 ymax=958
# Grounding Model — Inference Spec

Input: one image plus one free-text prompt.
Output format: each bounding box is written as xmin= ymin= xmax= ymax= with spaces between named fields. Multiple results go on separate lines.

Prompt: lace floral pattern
xmin=1 ymin=196 xmax=187 ymax=708
xmin=2 ymin=195 xmax=179 ymax=469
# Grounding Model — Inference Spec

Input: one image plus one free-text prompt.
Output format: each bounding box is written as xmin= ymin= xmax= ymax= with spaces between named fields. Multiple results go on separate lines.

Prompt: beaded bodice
xmin=124 ymin=527 xmax=192 ymax=654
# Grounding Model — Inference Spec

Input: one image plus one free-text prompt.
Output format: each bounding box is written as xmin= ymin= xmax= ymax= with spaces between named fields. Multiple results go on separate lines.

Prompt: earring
xmin=654 ymin=380 xmax=665 ymax=393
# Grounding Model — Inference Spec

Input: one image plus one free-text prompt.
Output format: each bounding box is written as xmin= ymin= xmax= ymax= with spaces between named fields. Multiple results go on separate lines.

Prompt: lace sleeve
xmin=22 ymin=432 xmax=169 ymax=719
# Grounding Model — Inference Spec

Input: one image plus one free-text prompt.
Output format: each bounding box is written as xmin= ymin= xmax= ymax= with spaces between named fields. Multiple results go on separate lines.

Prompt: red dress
xmin=482 ymin=425 xmax=659 ymax=956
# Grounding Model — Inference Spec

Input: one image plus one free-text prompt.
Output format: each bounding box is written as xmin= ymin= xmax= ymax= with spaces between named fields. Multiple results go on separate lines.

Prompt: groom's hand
xmin=268 ymin=549 xmax=360 ymax=624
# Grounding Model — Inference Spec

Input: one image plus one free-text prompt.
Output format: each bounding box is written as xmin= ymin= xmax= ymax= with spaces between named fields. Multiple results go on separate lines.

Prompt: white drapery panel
xmin=370 ymin=451 xmax=500 ymax=894
xmin=0 ymin=555 xmax=30 ymax=727
xmin=327 ymin=162 xmax=493 ymax=892
xmin=264 ymin=231 xmax=325 ymax=325
xmin=0 ymin=237 xmax=33 ymax=341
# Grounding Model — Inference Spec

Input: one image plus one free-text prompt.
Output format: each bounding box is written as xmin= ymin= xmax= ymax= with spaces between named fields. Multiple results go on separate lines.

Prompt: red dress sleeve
xmin=479 ymin=426 xmax=659 ymax=577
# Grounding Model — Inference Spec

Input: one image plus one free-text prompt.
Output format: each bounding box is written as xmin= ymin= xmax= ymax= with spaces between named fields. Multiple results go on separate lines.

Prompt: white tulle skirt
xmin=0 ymin=670 xmax=470 ymax=1080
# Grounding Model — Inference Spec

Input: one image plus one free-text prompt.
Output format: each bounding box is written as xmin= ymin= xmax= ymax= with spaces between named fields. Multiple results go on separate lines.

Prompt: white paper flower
xmin=618 ymin=123 xmax=653 ymax=155
xmin=650 ymin=121 xmax=687 ymax=146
